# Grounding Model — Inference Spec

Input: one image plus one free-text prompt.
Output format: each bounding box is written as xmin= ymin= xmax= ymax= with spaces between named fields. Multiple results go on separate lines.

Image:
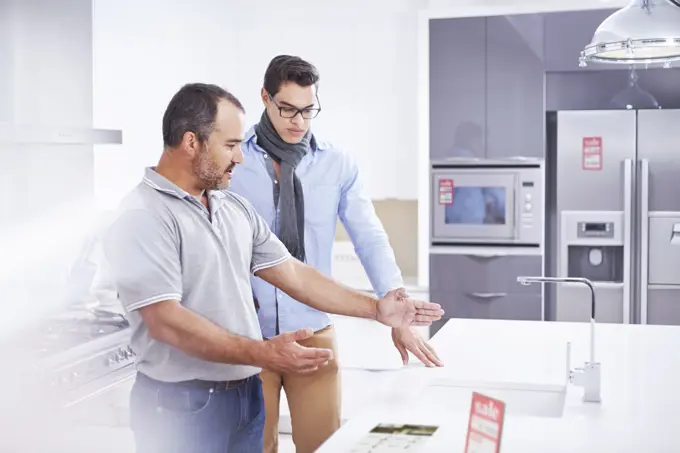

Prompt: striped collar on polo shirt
xmin=142 ymin=167 xmax=226 ymax=201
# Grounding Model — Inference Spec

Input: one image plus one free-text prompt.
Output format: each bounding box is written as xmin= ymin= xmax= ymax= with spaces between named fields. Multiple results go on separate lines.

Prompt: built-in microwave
xmin=430 ymin=159 xmax=544 ymax=247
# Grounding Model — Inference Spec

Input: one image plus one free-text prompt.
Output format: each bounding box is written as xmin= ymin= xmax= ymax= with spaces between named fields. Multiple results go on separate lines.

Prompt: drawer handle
xmin=469 ymin=292 xmax=507 ymax=300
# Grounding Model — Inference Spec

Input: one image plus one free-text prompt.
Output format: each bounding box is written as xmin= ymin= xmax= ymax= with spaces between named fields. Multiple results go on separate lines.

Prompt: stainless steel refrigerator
xmin=550 ymin=109 xmax=680 ymax=326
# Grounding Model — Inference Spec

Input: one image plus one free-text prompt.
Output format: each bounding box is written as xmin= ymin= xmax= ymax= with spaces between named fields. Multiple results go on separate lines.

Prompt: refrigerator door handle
xmin=623 ymin=158 xmax=633 ymax=325
xmin=640 ymin=158 xmax=650 ymax=325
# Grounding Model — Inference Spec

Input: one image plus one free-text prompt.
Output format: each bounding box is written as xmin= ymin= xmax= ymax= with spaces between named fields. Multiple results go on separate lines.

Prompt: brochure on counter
xmin=349 ymin=392 xmax=506 ymax=452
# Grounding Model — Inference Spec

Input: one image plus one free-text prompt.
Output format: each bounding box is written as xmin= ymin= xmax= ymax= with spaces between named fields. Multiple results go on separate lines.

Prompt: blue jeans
xmin=130 ymin=373 xmax=265 ymax=453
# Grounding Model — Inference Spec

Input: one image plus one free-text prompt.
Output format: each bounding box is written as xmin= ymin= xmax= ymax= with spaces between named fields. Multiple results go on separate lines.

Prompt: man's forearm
xmin=141 ymin=301 xmax=264 ymax=366
xmin=295 ymin=263 xmax=379 ymax=319
xmin=258 ymin=259 xmax=378 ymax=320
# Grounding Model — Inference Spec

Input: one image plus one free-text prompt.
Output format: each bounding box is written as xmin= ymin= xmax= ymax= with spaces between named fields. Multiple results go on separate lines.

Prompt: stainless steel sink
xmin=413 ymin=379 xmax=567 ymax=418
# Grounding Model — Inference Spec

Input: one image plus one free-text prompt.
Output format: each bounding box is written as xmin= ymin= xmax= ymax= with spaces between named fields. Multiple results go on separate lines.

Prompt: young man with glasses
xmin=229 ymin=55 xmax=444 ymax=453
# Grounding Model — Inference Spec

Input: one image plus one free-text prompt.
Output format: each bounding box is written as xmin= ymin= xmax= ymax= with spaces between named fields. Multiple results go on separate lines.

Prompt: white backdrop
xmin=92 ymin=0 xmax=425 ymax=211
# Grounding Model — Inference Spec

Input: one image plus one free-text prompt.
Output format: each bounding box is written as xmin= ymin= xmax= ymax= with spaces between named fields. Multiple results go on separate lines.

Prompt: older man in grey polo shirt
xmin=102 ymin=83 xmax=443 ymax=453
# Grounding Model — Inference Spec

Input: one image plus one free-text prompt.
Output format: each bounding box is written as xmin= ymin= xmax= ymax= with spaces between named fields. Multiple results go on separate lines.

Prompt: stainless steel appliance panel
xmin=553 ymin=109 xmax=680 ymax=326
xmin=555 ymin=111 xmax=636 ymax=324
xmin=557 ymin=211 xmax=628 ymax=323
xmin=646 ymin=288 xmax=680 ymax=326
xmin=556 ymin=110 xmax=636 ymax=212
xmin=637 ymin=110 xmax=680 ymax=212
xmin=637 ymin=110 xmax=680 ymax=325
xmin=556 ymin=284 xmax=624 ymax=324
xmin=647 ymin=216 xmax=680 ymax=286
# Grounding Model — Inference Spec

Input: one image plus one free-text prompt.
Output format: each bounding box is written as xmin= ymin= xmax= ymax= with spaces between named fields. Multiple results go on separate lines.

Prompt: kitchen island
xmin=317 ymin=318 xmax=680 ymax=452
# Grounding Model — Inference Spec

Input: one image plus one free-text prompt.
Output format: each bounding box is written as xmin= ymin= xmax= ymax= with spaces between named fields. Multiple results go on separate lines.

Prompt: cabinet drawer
xmin=431 ymin=290 xmax=542 ymax=322
xmin=430 ymin=254 xmax=542 ymax=295
xmin=647 ymin=287 xmax=680 ymax=326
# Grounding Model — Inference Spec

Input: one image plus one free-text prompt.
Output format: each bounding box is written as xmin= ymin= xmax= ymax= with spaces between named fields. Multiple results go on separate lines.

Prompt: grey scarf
xmin=255 ymin=111 xmax=315 ymax=262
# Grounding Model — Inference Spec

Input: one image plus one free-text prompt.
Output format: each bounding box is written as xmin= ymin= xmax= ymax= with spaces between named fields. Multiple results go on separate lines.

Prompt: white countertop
xmin=317 ymin=318 xmax=680 ymax=452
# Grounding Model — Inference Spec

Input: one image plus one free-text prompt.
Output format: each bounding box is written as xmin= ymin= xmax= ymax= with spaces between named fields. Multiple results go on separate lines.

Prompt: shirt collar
xmin=142 ymin=167 xmax=224 ymax=202
xmin=244 ymin=125 xmax=325 ymax=153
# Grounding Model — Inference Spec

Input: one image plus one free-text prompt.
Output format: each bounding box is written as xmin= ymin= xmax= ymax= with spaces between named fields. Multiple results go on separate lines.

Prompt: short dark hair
xmin=162 ymin=83 xmax=245 ymax=148
xmin=263 ymin=55 xmax=320 ymax=96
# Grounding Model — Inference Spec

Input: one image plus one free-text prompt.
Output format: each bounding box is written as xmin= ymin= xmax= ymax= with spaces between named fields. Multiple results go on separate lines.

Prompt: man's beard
xmin=192 ymin=148 xmax=230 ymax=190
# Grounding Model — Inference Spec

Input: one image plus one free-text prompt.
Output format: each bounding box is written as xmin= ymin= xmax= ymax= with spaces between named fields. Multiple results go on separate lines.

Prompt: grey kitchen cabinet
xmin=429 ymin=254 xmax=544 ymax=322
xmin=429 ymin=18 xmax=486 ymax=160
xmin=543 ymin=9 xmax=618 ymax=72
xmin=430 ymin=290 xmax=542 ymax=322
xmin=485 ymin=15 xmax=545 ymax=159
xmin=429 ymin=15 xmax=545 ymax=160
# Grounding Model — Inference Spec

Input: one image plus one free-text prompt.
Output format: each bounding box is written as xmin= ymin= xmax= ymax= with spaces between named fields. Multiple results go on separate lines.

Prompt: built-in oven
xmin=430 ymin=159 xmax=544 ymax=247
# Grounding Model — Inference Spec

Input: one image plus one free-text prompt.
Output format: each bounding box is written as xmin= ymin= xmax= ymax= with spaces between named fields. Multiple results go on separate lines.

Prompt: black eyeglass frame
xmin=267 ymin=92 xmax=322 ymax=119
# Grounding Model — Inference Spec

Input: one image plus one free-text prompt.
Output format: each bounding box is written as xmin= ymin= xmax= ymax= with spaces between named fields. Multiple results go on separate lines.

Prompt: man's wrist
xmin=241 ymin=338 xmax=267 ymax=367
xmin=370 ymin=296 xmax=379 ymax=321
xmin=358 ymin=292 xmax=379 ymax=321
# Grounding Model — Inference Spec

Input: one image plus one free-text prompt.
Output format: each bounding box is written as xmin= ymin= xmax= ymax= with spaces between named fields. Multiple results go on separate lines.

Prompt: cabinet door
xmin=431 ymin=290 xmax=542 ymax=321
xmin=429 ymin=18 xmax=486 ymax=159
xmin=647 ymin=288 xmax=680 ymax=326
xmin=430 ymin=254 xmax=542 ymax=296
xmin=430 ymin=254 xmax=543 ymax=322
xmin=543 ymin=9 xmax=618 ymax=72
xmin=485 ymin=15 xmax=545 ymax=159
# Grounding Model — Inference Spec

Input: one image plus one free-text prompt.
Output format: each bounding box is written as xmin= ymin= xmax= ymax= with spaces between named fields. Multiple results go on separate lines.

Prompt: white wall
xmin=92 ymin=0 xmax=426 ymax=210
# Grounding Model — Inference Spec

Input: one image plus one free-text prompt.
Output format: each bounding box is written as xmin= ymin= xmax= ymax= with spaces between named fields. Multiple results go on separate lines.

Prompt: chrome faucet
xmin=517 ymin=276 xmax=602 ymax=403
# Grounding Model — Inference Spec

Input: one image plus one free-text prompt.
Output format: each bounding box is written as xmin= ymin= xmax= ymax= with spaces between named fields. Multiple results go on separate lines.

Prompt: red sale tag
xmin=438 ymin=179 xmax=454 ymax=205
xmin=582 ymin=136 xmax=603 ymax=171
xmin=464 ymin=392 xmax=506 ymax=453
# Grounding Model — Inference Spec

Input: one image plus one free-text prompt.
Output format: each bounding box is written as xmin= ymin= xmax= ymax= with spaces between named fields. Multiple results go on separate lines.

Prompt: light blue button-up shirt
xmin=229 ymin=126 xmax=404 ymax=338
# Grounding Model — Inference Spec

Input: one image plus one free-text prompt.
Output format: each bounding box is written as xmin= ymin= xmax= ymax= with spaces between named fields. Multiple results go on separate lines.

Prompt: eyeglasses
xmin=268 ymin=93 xmax=321 ymax=119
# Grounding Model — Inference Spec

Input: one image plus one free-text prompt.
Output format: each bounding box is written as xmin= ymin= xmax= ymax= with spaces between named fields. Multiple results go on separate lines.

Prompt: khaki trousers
xmin=260 ymin=325 xmax=341 ymax=453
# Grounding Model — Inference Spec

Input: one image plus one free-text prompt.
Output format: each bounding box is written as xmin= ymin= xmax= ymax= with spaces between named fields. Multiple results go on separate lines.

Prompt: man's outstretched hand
xmin=392 ymin=326 xmax=443 ymax=367
xmin=376 ymin=288 xmax=444 ymax=328
xmin=257 ymin=328 xmax=333 ymax=374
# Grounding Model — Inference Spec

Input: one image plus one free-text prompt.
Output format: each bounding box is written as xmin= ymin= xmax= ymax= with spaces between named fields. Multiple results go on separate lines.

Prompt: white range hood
xmin=0 ymin=0 xmax=123 ymax=147
xmin=0 ymin=123 xmax=122 ymax=145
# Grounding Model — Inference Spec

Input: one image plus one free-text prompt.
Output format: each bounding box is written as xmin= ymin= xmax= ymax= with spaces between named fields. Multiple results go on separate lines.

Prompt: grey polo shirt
xmin=102 ymin=167 xmax=291 ymax=382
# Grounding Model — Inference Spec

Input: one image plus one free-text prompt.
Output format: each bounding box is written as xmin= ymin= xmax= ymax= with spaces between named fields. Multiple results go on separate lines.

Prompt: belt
xmin=137 ymin=373 xmax=249 ymax=391
xmin=181 ymin=378 xmax=248 ymax=391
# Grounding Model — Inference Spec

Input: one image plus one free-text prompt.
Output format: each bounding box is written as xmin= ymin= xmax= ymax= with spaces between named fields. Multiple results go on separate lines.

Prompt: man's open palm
xmin=376 ymin=288 xmax=444 ymax=328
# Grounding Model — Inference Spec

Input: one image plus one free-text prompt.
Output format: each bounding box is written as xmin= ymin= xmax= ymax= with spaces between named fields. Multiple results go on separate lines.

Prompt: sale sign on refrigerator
xmin=464 ymin=392 xmax=506 ymax=453
xmin=582 ymin=136 xmax=603 ymax=171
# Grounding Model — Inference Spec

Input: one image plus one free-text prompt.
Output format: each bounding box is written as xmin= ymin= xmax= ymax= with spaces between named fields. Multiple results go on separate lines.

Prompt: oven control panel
xmin=47 ymin=343 xmax=136 ymax=395
xmin=105 ymin=345 xmax=136 ymax=368
xmin=518 ymin=177 xmax=542 ymax=241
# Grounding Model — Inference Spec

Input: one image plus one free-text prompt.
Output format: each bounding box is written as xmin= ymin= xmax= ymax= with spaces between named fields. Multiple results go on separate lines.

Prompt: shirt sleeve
xmin=244 ymin=201 xmax=291 ymax=274
xmin=338 ymin=153 xmax=404 ymax=297
xmin=101 ymin=209 xmax=183 ymax=312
